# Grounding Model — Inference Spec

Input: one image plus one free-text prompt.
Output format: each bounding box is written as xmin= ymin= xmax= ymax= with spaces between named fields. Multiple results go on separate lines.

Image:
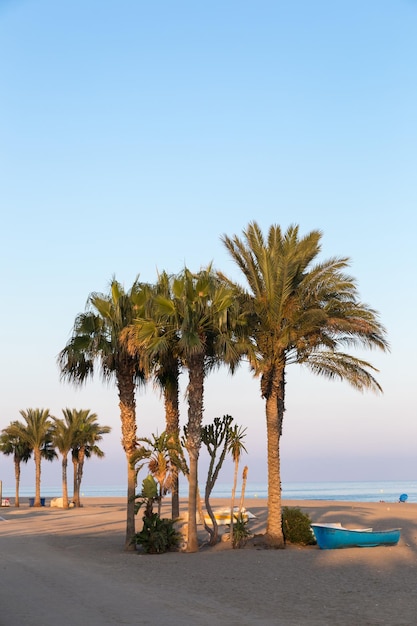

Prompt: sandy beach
xmin=1 ymin=497 xmax=416 ymax=626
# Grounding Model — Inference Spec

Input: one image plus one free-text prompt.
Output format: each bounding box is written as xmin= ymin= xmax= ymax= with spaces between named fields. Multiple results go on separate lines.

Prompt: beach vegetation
xmin=131 ymin=431 xmax=186 ymax=516
xmin=172 ymin=267 xmax=243 ymax=552
xmin=51 ymin=410 xmax=80 ymax=509
xmin=221 ymin=222 xmax=389 ymax=548
xmin=0 ymin=423 xmax=32 ymax=507
xmin=200 ymin=414 xmax=234 ymax=546
xmin=49 ymin=221 xmax=389 ymax=553
xmin=232 ymin=511 xmax=251 ymax=548
xmin=122 ymin=272 xmax=182 ymax=519
xmin=133 ymin=474 xmax=181 ymax=553
xmin=126 ymin=266 xmax=244 ymax=552
xmin=134 ymin=513 xmax=181 ymax=554
xmin=228 ymin=423 xmax=247 ymax=545
xmin=6 ymin=409 xmax=57 ymax=507
xmin=134 ymin=474 xmax=159 ymax=518
xmin=70 ymin=410 xmax=111 ymax=507
xmin=58 ymin=277 xmax=147 ymax=550
xmin=282 ymin=507 xmax=316 ymax=546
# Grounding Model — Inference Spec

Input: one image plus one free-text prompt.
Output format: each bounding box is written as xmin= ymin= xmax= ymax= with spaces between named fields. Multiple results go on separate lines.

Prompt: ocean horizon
xmin=2 ymin=480 xmax=416 ymax=503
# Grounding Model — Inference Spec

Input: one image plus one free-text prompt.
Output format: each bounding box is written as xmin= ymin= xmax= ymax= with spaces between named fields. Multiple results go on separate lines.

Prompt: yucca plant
xmin=232 ymin=512 xmax=251 ymax=549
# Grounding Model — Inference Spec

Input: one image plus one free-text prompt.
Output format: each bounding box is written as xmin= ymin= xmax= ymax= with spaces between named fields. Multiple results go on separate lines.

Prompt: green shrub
xmin=133 ymin=475 xmax=159 ymax=517
xmin=282 ymin=507 xmax=316 ymax=546
xmin=232 ymin=512 xmax=251 ymax=549
xmin=134 ymin=513 xmax=182 ymax=554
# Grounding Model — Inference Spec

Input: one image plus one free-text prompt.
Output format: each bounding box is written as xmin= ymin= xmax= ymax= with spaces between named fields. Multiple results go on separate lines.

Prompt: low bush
xmin=134 ymin=513 xmax=181 ymax=554
xmin=282 ymin=507 xmax=316 ymax=546
xmin=232 ymin=512 xmax=251 ymax=549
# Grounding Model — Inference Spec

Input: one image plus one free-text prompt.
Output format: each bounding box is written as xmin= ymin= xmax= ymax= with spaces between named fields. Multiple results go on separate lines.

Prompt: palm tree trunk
xmin=171 ymin=471 xmax=180 ymax=519
xmin=126 ymin=454 xmax=137 ymax=550
xmin=264 ymin=370 xmax=285 ymax=548
xmin=185 ymin=353 xmax=205 ymax=553
xmin=187 ymin=450 xmax=199 ymax=552
xmin=183 ymin=469 xmax=205 ymax=526
xmin=77 ymin=448 xmax=85 ymax=506
xmin=117 ymin=367 xmax=138 ymax=551
xmin=73 ymin=456 xmax=80 ymax=507
xmin=164 ymin=381 xmax=180 ymax=519
xmin=62 ymin=454 xmax=69 ymax=509
xmin=14 ymin=457 xmax=20 ymax=508
xmin=34 ymin=448 xmax=42 ymax=507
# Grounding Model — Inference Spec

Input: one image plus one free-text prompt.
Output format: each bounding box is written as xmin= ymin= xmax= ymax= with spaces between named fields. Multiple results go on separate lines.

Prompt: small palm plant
xmin=232 ymin=512 xmax=251 ymax=549
xmin=134 ymin=474 xmax=159 ymax=518
xmin=228 ymin=424 xmax=247 ymax=545
xmin=133 ymin=474 xmax=181 ymax=553
xmin=131 ymin=432 xmax=186 ymax=516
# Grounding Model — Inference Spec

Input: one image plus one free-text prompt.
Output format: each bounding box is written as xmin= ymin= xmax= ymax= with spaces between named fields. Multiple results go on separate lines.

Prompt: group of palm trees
xmin=57 ymin=221 xmax=388 ymax=552
xmin=0 ymin=408 xmax=111 ymax=508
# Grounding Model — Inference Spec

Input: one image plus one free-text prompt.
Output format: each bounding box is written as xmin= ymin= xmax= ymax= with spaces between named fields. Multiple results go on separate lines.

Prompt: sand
xmin=0 ymin=497 xmax=416 ymax=626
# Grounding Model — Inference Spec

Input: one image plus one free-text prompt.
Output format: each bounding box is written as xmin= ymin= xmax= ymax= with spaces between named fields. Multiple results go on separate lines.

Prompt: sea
xmin=2 ymin=480 xmax=416 ymax=503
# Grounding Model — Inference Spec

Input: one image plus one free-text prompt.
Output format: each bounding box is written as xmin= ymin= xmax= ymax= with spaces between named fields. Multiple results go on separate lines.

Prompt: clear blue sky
xmin=1 ymin=0 xmax=416 ymax=491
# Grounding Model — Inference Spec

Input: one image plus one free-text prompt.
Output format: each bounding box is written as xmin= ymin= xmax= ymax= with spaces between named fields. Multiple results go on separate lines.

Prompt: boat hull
xmin=311 ymin=524 xmax=401 ymax=550
xmin=202 ymin=507 xmax=255 ymax=526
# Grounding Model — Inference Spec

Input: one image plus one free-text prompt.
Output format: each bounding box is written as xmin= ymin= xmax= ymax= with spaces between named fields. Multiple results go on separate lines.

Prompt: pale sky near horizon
xmin=1 ymin=0 xmax=416 ymax=492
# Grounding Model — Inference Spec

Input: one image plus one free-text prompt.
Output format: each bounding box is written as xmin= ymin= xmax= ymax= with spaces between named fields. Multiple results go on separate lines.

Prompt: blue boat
xmin=311 ymin=523 xmax=401 ymax=550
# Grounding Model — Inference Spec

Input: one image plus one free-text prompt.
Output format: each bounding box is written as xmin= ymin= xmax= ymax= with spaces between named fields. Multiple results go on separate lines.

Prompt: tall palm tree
xmin=51 ymin=410 xmax=78 ymax=509
xmin=123 ymin=272 xmax=182 ymax=518
xmin=0 ymin=422 xmax=32 ymax=507
xmin=71 ymin=410 xmax=111 ymax=507
xmin=222 ymin=222 xmax=389 ymax=547
xmin=8 ymin=409 xmax=56 ymax=507
xmin=143 ymin=266 xmax=243 ymax=552
xmin=154 ymin=352 xmax=181 ymax=517
xmin=58 ymin=278 xmax=146 ymax=549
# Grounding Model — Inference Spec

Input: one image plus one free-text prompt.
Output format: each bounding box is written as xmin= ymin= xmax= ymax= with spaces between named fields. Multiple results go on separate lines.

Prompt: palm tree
xmin=222 ymin=222 xmax=389 ymax=547
xmin=126 ymin=266 xmax=243 ymax=550
xmin=154 ymin=353 xmax=181 ymax=517
xmin=71 ymin=410 xmax=111 ymax=507
xmin=228 ymin=424 xmax=247 ymax=544
xmin=58 ymin=278 xmax=146 ymax=549
xmin=8 ymin=409 xmax=56 ymax=507
xmin=51 ymin=411 xmax=78 ymax=509
xmin=123 ymin=272 xmax=182 ymax=518
xmin=0 ymin=422 xmax=32 ymax=507
xmin=157 ymin=267 xmax=243 ymax=551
